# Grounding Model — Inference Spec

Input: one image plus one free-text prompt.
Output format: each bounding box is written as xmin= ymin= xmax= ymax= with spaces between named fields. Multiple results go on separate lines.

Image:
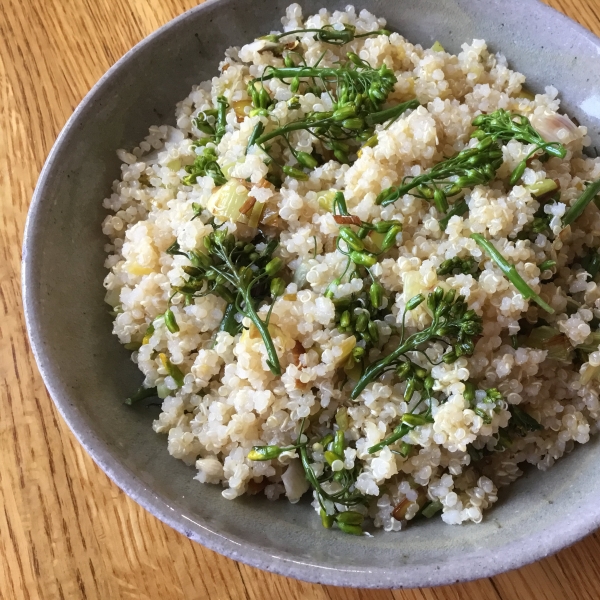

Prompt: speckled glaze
xmin=22 ymin=0 xmax=600 ymax=588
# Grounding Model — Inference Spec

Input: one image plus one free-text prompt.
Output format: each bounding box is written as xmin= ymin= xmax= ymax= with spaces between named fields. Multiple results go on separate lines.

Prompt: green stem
xmin=439 ymin=199 xmax=468 ymax=230
xmin=260 ymin=66 xmax=339 ymax=82
xmin=254 ymin=116 xmax=334 ymax=146
xmin=125 ymin=385 xmax=158 ymax=406
xmin=471 ymin=233 xmax=554 ymax=313
xmin=367 ymin=423 xmax=410 ymax=453
xmin=365 ymin=99 xmax=419 ymax=127
xmin=562 ymin=179 xmax=600 ymax=227
xmin=242 ymin=287 xmax=281 ymax=375
xmin=351 ymin=324 xmax=438 ymax=399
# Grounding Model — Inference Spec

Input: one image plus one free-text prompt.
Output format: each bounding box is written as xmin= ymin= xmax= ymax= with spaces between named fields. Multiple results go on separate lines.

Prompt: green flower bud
xmin=346 ymin=52 xmax=363 ymax=66
xmin=333 ymin=429 xmax=345 ymax=456
xmin=375 ymin=186 xmax=400 ymax=205
xmin=282 ymin=165 xmax=308 ymax=180
xmin=265 ymin=257 xmax=283 ymax=276
xmin=510 ymin=159 xmax=528 ymax=185
xmin=442 ymin=350 xmax=457 ymax=364
xmin=381 ymin=225 xmax=402 ymax=250
xmin=355 ymin=313 xmax=369 ymax=333
xmin=369 ymin=282 xmax=383 ymax=309
xmin=337 ymin=523 xmax=363 ymax=536
xmin=296 ymin=151 xmax=318 ymax=169
xmin=164 ymin=308 xmax=180 ymax=334
xmin=352 ymin=346 xmax=365 ymax=360
xmin=416 ymin=184 xmax=434 ymax=199
xmin=433 ymin=189 xmax=449 ymax=212
xmin=182 ymin=265 xmax=202 ymax=277
xmin=406 ymin=293 xmax=425 ymax=311
xmin=404 ymin=378 xmax=415 ymax=402
xmin=258 ymin=87 xmax=272 ymax=109
xmin=284 ymin=55 xmax=295 ymax=68
xmin=338 ymin=226 xmax=365 ymax=252
xmin=290 ymin=76 xmax=300 ymax=94
xmin=333 ymin=149 xmax=349 ymax=164
xmin=332 ymin=105 xmax=357 ymax=121
xmin=368 ymin=320 xmax=379 ymax=342
xmin=320 ymin=509 xmax=335 ymax=529
xmin=349 ymin=251 xmax=377 ymax=267
xmin=339 ymin=310 xmax=351 ymax=328
xmin=248 ymin=445 xmax=285 ymax=461
xmin=336 ymin=511 xmax=364 ymax=525
xmin=396 ymin=361 xmax=412 ymax=379
xmin=342 ymin=117 xmax=365 ymax=130
xmin=477 ymin=135 xmax=494 ymax=150
xmin=463 ymin=381 xmax=475 ymax=404
xmin=270 ymin=277 xmax=286 ymax=297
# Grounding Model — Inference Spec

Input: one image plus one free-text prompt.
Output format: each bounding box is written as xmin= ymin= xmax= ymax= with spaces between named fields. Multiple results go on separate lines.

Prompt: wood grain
xmin=2 ymin=0 xmax=599 ymax=598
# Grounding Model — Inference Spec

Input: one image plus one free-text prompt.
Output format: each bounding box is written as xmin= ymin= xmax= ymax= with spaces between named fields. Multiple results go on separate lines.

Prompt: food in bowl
xmin=102 ymin=3 xmax=600 ymax=534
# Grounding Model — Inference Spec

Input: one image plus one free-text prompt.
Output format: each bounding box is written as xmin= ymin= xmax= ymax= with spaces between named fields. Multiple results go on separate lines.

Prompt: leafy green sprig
xmin=471 ymin=109 xmax=567 ymax=184
xmin=375 ymin=136 xmax=503 ymax=209
xmin=248 ymin=412 xmax=367 ymax=534
xmin=245 ymin=53 xmax=418 ymax=174
xmin=437 ymin=256 xmax=478 ymax=277
xmin=167 ymin=231 xmax=285 ymax=374
xmin=260 ymin=24 xmax=391 ymax=47
xmin=183 ymin=146 xmax=227 ymax=186
xmin=351 ymin=287 xmax=483 ymax=399
xmin=322 ymin=192 xmax=401 ymax=338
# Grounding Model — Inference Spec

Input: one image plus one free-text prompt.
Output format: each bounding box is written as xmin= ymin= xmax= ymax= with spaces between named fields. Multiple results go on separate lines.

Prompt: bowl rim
xmin=22 ymin=0 xmax=600 ymax=588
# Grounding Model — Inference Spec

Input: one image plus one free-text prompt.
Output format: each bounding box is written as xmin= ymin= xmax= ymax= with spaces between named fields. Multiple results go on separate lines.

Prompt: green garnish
xmin=169 ymin=231 xmax=284 ymax=375
xmin=376 ymin=136 xmax=503 ymax=207
xmin=260 ymin=24 xmax=391 ymax=46
xmin=351 ymin=287 xmax=483 ymax=399
xmin=247 ymin=53 xmax=418 ymax=177
xmin=471 ymin=233 xmax=554 ymax=313
xmin=437 ymin=256 xmax=477 ymax=276
xmin=471 ymin=109 xmax=567 ymax=184
xmin=562 ymin=179 xmax=600 ymax=227
xmin=248 ymin=415 xmax=366 ymax=534
xmin=125 ymin=385 xmax=158 ymax=406
xmin=183 ymin=146 xmax=227 ymax=186
xmin=439 ymin=199 xmax=469 ymax=230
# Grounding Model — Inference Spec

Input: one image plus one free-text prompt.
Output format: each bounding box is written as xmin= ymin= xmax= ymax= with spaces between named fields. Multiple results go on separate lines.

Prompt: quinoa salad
xmin=102 ymin=4 xmax=600 ymax=534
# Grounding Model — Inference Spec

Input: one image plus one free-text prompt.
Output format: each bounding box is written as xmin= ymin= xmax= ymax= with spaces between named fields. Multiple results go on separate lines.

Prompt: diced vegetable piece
xmin=525 ymin=178 xmax=558 ymax=197
xmin=333 ymin=335 xmax=357 ymax=367
xmin=524 ymin=326 xmax=572 ymax=362
xmin=206 ymin=179 xmax=250 ymax=222
xmin=317 ymin=189 xmax=337 ymax=212
xmin=431 ymin=41 xmax=445 ymax=52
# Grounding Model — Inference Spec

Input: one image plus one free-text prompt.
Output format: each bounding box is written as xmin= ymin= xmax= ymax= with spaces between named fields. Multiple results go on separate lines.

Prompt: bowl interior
xmin=23 ymin=0 xmax=600 ymax=587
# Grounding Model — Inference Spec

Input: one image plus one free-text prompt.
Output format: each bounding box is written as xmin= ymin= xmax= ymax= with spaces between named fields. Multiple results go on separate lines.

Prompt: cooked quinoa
xmin=102 ymin=4 xmax=600 ymax=532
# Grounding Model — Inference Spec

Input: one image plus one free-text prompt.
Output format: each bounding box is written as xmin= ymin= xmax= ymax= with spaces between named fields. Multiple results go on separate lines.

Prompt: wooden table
xmin=3 ymin=0 xmax=600 ymax=597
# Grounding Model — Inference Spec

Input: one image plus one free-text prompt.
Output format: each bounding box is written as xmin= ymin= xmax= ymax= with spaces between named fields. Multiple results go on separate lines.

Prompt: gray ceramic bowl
xmin=22 ymin=0 xmax=600 ymax=588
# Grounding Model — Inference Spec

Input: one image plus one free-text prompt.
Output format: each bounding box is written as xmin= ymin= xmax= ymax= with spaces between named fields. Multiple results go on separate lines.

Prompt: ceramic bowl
xmin=23 ymin=0 xmax=600 ymax=588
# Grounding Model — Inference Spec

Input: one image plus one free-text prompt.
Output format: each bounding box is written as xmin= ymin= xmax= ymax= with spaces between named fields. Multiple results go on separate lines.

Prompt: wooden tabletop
xmin=4 ymin=0 xmax=600 ymax=598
